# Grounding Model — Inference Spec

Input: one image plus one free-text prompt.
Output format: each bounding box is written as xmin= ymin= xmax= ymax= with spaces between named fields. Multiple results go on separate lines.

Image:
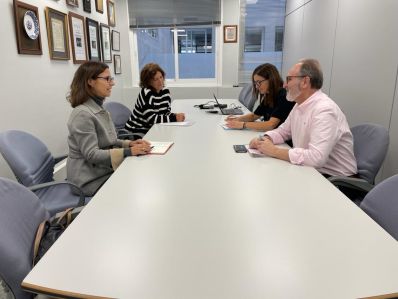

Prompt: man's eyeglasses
xmin=96 ymin=76 xmax=114 ymax=82
xmin=286 ymin=75 xmax=306 ymax=83
xmin=254 ymin=79 xmax=267 ymax=87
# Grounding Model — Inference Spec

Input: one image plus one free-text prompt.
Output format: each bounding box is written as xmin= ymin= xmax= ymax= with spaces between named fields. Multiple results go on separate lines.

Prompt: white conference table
xmin=23 ymin=99 xmax=398 ymax=299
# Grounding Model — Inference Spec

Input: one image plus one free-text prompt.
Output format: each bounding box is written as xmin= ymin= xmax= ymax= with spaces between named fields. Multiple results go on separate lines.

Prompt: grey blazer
xmin=67 ymin=99 xmax=129 ymax=196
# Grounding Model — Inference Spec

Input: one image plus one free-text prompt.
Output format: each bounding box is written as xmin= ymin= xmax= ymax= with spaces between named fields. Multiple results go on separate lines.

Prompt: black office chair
xmin=0 ymin=130 xmax=87 ymax=216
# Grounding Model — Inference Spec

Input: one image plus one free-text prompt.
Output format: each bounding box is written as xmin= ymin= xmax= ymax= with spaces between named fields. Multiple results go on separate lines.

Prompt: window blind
xmin=128 ymin=0 xmax=221 ymax=28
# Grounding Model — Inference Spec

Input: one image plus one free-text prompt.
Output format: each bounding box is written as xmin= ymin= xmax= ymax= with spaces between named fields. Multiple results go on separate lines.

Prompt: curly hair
xmin=139 ymin=63 xmax=165 ymax=90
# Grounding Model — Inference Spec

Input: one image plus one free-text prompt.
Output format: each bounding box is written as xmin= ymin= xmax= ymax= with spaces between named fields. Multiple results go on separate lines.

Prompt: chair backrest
xmin=0 ymin=130 xmax=55 ymax=187
xmin=238 ymin=84 xmax=257 ymax=112
xmin=351 ymin=123 xmax=389 ymax=184
xmin=103 ymin=101 xmax=132 ymax=130
xmin=0 ymin=178 xmax=49 ymax=299
xmin=360 ymin=174 xmax=398 ymax=241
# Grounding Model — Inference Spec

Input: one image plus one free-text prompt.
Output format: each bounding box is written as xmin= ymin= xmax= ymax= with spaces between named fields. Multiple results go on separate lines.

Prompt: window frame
xmin=131 ymin=25 xmax=221 ymax=87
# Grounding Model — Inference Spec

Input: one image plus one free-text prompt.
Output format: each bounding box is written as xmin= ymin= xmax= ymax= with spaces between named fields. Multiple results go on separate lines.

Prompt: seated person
xmin=66 ymin=61 xmax=151 ymax=196
xmin=249 ymin=58 xmax=357 ymax=177
xmin=125 ymin=63 xmax=185 ymax=139
xmin=225 ymin=63 xmax=294 ymax=131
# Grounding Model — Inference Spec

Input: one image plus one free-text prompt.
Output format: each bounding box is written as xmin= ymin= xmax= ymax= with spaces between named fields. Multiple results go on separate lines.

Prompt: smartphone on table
xmin=233 ymin=144 xmax=248 ymax=153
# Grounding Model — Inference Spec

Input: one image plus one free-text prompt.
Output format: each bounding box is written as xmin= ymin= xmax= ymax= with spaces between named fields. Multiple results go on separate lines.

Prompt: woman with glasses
xmin=225 ymin=63 xmax=294 ymax=131
xmin=66 ymin=61 xmax=151 ymax=196
xmin=124 ymin=63 xmax=185 ymax=139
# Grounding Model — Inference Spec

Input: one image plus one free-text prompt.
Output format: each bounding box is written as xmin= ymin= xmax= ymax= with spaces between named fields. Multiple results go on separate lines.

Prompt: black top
xmin=254 ymin=88 xmax=294 ymax=126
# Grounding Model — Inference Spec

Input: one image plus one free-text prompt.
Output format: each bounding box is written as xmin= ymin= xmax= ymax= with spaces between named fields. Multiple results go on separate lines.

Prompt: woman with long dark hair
xmin=225 ymin=63 xmax=294 ymax=131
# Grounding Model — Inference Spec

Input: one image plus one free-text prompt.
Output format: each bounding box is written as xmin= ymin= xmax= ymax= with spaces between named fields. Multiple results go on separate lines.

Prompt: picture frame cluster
xmin=13 ymin=0 xmax=122 ymax=74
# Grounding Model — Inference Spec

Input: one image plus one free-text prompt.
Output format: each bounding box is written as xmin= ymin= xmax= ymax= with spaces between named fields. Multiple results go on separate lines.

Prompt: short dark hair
xmin=140 ymin=63 xmax=165 ymax=90
xmin=298 ymin=58 xmax=323 ymax=89
xmin=67 ymin=61 xmax=109 ymax=108
xmin=252 ymin=63 xmax=284 ymax=108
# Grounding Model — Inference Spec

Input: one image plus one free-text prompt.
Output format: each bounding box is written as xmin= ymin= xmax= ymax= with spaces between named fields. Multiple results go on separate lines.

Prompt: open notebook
xmin=149 ymin=141 xmax=174 ymax=154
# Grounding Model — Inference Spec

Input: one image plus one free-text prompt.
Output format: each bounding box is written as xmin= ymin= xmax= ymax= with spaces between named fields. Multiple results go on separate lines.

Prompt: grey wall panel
xmin=300 ymin=0 xmax=338 ymax=94
xmin=281 ymin=7 xmax=304 ymax=77
xmin=285 ymin=0 xmax=304 ymax=15
xmin=282 ymin=0 xmax=398 ymax=180
xmin=330 ymin=0 xmax=398 ymax=128
xmin=381 ymin=67 xmax=398 ymax=179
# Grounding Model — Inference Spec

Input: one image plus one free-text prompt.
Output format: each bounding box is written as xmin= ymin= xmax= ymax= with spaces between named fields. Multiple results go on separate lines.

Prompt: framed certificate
xmin=114 ymin=54 xmax=121 ymax=74
xmin=83 ymin=0 xmax=91 ymax=13
xmin=68 ymin=12 xmax=88 ymax=63
xmin=100 ymin=23 xmax=111 ymax=62
xmin=107 ymin=0 xmax=116 ymax=27
xmin=111 ymin=30 xmax=119 ymax=51
xmin=95 ymin=0 xmax=103 ymax=13
xmin=86 ymin=17 xmax=100 ymax=61
xmin=223 ymin=25 xmax=238 ymax=43
xmin=66 ymin=0 xmax=79 ymax=7
xmin=45 ymin=7 xmax=70 ymax=60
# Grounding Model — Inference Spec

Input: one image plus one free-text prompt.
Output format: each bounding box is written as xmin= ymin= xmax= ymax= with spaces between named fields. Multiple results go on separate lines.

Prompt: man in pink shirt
xmin=249 ymin=58 xmax=357 ymax=177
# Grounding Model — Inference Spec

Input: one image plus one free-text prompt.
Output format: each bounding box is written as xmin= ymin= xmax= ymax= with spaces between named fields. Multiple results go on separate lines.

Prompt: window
xmin=144 ymin=29 xmax=158 ymax=39
xmin=244 ymin=27 xmax=264 ymax=52
xmin=135 ymin=26 xmax=216 ymax=80
xmin=178 ymin=28 xmax=212 ymax=54
xmin=136 ymin=28 xmax=176 ymax=78
xmin=275 ymin=26 xmax=284 ymax=51
xmin=239 ymin=0 xmax=286 ymax=83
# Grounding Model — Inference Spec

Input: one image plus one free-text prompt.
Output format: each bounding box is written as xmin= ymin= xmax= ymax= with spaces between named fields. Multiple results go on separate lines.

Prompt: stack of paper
xmin=159 ymin=121 xmax=194 ymax=126
xmin=149 ymin=141 xmax=174 ymax=155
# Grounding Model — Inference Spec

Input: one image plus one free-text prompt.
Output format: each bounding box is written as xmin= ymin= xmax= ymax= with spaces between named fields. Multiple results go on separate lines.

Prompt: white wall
xmin=282 ymin=0 xmax=398 ymax=181
xmin=0 ymin=0 xmax=243 ymax=180
xmin=0 ymin=0 xmax=132 ymax=179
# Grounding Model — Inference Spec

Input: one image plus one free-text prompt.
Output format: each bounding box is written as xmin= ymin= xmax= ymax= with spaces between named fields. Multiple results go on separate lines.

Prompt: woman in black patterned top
xmin=125 ymin=63 xmax=185 ymax=139
xmin=224 ymin=63 xmax=294 ymax=131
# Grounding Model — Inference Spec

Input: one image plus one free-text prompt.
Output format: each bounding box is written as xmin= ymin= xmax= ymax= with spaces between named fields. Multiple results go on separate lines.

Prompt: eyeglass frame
xmin=96 ymin=76 xmax=115 ymax=82
xmin=253 ymin=78 xmax=267 ymax=87
xmin=285 ymin=75 xmax=307 ymax=83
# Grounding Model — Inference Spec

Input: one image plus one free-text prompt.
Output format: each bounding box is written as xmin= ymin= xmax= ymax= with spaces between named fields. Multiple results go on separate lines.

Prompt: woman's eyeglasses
xmin=96 ymin=76 xmax=114 ymax=82
xmin=254 ymin=79 xmax=267 ymax=87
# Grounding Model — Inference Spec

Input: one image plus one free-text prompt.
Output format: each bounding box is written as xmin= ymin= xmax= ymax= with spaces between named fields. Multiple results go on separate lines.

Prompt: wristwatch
xmin=242 ymin=122 xmax=246 ymax=129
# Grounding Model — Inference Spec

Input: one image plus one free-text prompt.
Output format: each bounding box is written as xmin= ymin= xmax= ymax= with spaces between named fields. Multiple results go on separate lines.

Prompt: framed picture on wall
xmin=107 ymin=0 xmax=116 ymax=27
xmin=223 ymin=25 xmax=238 ymax=43
xmin=66 ymin=0 xmax=79 ymax=7
xmin=100 ymin=23 xmax=111 ymax=62
xmin=114 ymin=54 xmax=121 ymax=74
xmin=13 ymin=0 xmax=42 ymax=55
xmin=86 ymin=17 xmax=100 ymax=61
xmin=68 ymin=12 xmax=88 ymax=63
xmin=83 ymin=0 xmax=91 ymax=13
xmin=95 ymin=0 xmax=103 ymax=13
xmin=111 ymin=30 xmax=120 ymax=51
xmin=45 ymin=7 xmax=70 ymax=60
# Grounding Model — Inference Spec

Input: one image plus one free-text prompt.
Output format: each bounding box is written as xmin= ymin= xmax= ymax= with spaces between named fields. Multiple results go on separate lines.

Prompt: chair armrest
xmin=117 ymin=129 xmax=135 ymax=140
xmin=328 ymin=176 xmax=374 ymax=193
xmin=54 ymin=154 xmax=68 ymax=164
xmin=28 ymin=181 xmax=85 ymax=207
